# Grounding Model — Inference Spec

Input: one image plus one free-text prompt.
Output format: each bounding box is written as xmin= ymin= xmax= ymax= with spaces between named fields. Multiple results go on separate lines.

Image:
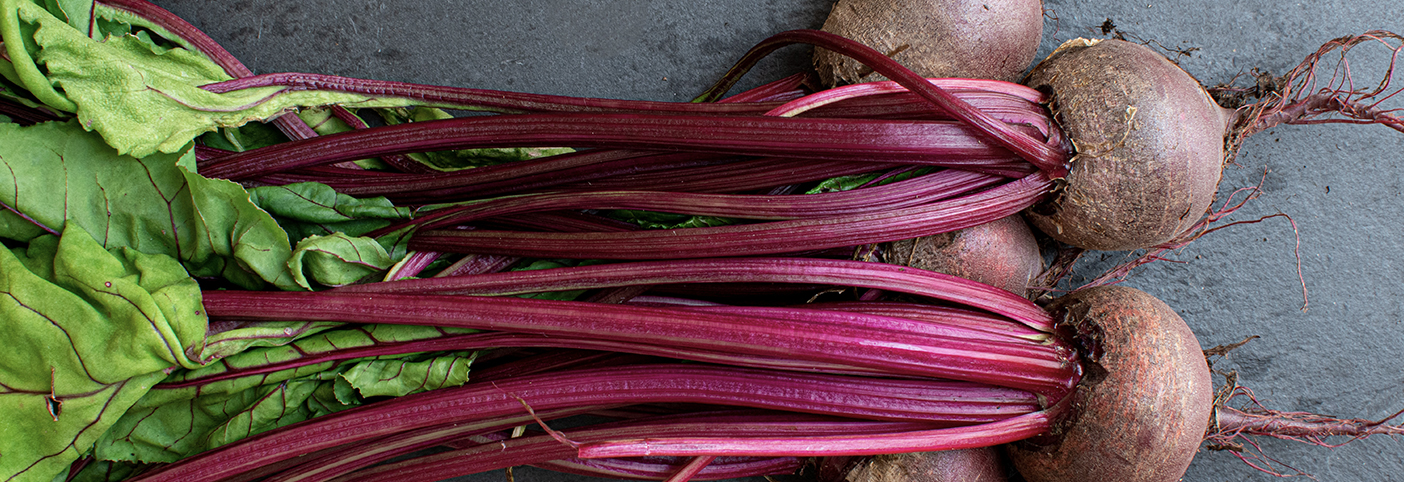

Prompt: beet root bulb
xmin=813 ymin=0 xmax=1044 ymax=85
xmin=1008 ymin=285 xmax=1213 ymax=482
xmin=881 ymin=215 xmax=1043 ymax=298
xmin=1022 ymin=39 xmax=1230 ymax=251
xmin=844 ymin=448 xmax=1009 ymax=482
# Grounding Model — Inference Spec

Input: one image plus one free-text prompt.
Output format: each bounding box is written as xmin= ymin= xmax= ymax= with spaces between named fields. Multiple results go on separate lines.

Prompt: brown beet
xmin=813 ymin=0 xmax=1044 ymax=85
xmin=881 ymin=215 xmax=1042 ymax=298
xmin=1022 ymin=39 xmax=1231 ymax=251
xmin=1007 ymin=285 xmax=1213 ymax=482
xmin=844 ymin=448 xmax=1009 ymax=482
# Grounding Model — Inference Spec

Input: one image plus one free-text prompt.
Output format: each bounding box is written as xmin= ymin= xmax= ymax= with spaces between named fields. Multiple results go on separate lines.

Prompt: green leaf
xmin=339 ymin=351 xmax=476 ymax=399
xmin=93 ymin=324 xmax=476 ymax=464
xmin=96 ymin=372 xmax=348 ymax=464
xmin=0 ymin=226 xmax=205 ymax=482
xmin=287 ymin=233 xmax=400 ymax=289
xmin=248 ymin=182 xmax=412 ymax=226
xmin=606 ymin=209 xmax=736 ymax=230
xmin=804 ymin=168 xmax=930 ymax=194
xmin=41 ymin=0 xmax=90 ymax=33
xmin=197 ymin=121 xmax=289 ymax=153
xmin=198 ymin=321 xmax=342 ymax=364
xmin=3 ymin=1 xmax=402 ymax=157
xmin=248 ymin=181 xmax=414 ymax=249
xmin=0 ymin=120 xmax=298 ymax=290
xmin=1 ymin=0 xmax=77 ymax=112
xmin=52 ymin=458 xmax=144 ymax=482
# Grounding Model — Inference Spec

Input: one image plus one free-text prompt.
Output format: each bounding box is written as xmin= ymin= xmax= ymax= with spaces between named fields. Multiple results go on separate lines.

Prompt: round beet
xmin=881 ymin=215 xmax=1042 ymax=298
xmin=1021 ymin=39 xmax=1230 ymax=251
xmin=1007 ymin=285 xmax=1213 ymax=482
xmin=845 ymin=448 xmax=1009 ymax=482
xmin=813 ymin=0 xmax=1044 ymax=85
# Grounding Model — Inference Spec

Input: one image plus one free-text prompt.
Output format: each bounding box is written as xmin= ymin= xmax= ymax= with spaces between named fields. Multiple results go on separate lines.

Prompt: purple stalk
xmin=467 ymin=350 xmax=654 ymax=384
xmin=325 ymin=105 xmax=435 ymax=173
xmin=329 ymin=257 xmax=1053 ymax=332
xmin=127 ymin=364 xmax=1044 ymax=482
xmin=663 ymin=456 xmax=716 ymax=482
xmin=672 ymin=305 xmax=1047 ymax=349
xmin=433 ymin=253 xmax=519 ymax=277
xmin=383 ymin=251 xmax=442 ymax=280
xmin=256 ymin=406 xmax=608 ymax=482
xmin=713 ymin=72 xmax=811 ymax=104
xmin=691 ymin=30 xmax=1069 ymax=176
xmin=195 ymin=68 xmax=1027 ymax=118
xmin=331 ymin=412 xmax=918 ymax=482
xmin=477 ymin=211 xmax=641 ymax=233
xmin=255 ymin=149 xmax=693 ymax=198
xmin=538 ymin=456 xmax=798 ymax=482
xmin=0 ymin=97 xmax=62 ymax=125
xmin=199 ymin=289 xmax=1076 ymax=395
xmin=369 ymin=168 xmax=1002 ymax=236
xmin=406 ymin=171 xmax=1051 ymax=260
xmin=324 ymin=152 xmax=734 ymax=202
xmin=774 ymin=83 xmax=1067 ymax=156
xmin=96 ymin=0 xmax=322 ymax=141
xmin=164 ymin=329 xmax=884 ymax=387
xmin=551 ymin=159 xmax=914 ymax=194
xmin=576 ymin=410 xmax=1053 ymax=458
xmin=196 ymin=112 xmax=1032 ymax=180
xmin=801 ymin=301 xmax=1049 ymax=341
xmin=200 ymin=72 xmax=781 ymax=116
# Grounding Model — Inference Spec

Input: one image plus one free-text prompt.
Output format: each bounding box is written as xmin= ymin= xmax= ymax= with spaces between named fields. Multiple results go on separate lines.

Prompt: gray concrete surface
xmin=152 ymin=0 xmax=1403 ymax=480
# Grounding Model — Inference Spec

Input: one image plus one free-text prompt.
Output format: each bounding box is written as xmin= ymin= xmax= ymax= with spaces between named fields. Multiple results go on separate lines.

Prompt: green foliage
xmin=288 ymin=233 xmax=399 ymax=289
xmin=0 ymin=120 xmax=297 ymax=290
xmin=607 ymin=209 xmax=737 ymax=230
xmin=804 ymin=168 xmax=928 ymax=194
xmin=197 ymin=121 xmax=290 ymax=152
xmin=92 ymin=324 xmax=476 ymax=464
xmin=2 ymin=1 xmax=400 ymax=157
xmin=0 ymin=226 xmax=206 ymax=481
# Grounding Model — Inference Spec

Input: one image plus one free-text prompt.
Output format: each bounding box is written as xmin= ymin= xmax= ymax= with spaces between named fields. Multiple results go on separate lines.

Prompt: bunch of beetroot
xmin=3 ymin=1 xmax=1401 ymax=482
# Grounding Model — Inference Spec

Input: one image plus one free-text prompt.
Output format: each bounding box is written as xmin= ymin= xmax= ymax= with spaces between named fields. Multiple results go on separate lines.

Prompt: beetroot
xmin=844 ymin=448 xmax=1009 ymax=482
xmin=1006 ymin=285 xmax=1213 ymax=482
xmin=882 ymin=215 xmax=1043 ymax=298
xmin=813 ymin=0 xmax=1044 ymax=84
xmin=1020 ymin=39 xmax=1230 ymax=251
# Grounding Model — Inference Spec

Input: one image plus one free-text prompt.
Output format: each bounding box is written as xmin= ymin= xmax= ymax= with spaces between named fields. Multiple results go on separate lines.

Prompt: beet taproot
xmin=1007 ymin=285 xmax=1213 ymax=482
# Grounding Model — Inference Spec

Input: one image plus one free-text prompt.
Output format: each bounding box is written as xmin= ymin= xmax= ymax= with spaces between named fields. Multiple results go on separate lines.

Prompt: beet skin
xmin=1007 ymin=285 xmax=1213 ymax=482
xmin=813 ymin=0 xmax=1044 ymax=84
xmin=1022 ymin=39 xmax=1230 ymax=251
xmin=882 ymin=215 xmax=1042 ymax=298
